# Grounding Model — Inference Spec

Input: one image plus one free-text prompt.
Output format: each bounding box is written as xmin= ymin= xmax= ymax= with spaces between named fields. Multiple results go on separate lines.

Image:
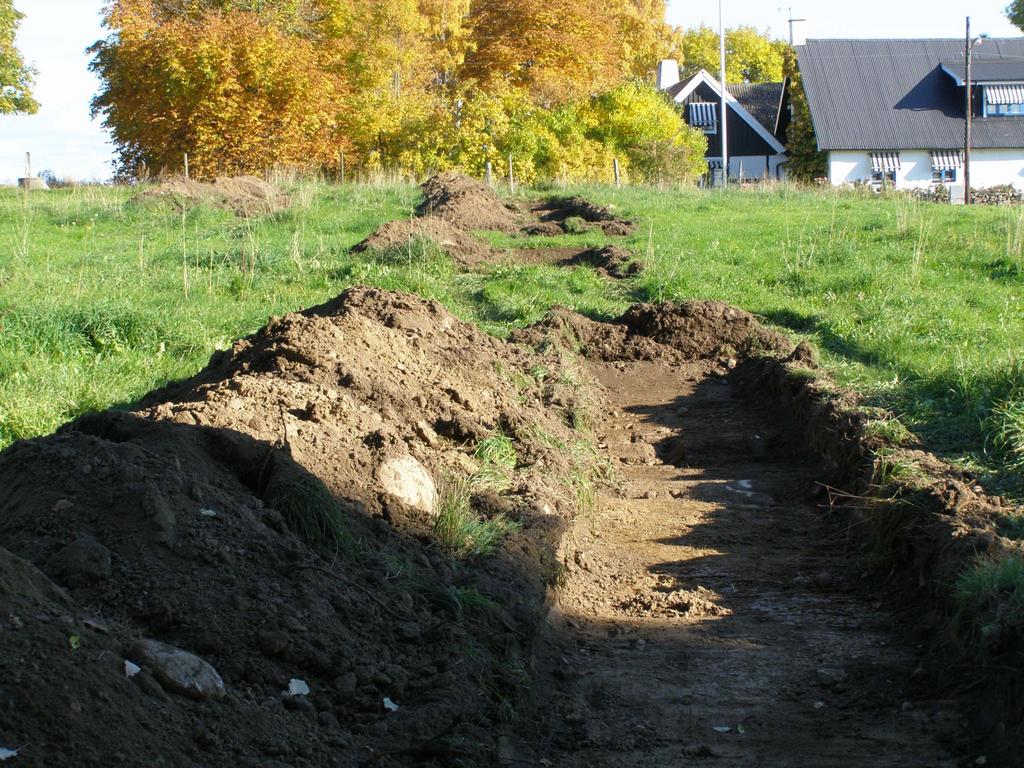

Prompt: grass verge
xmin=2 ymin=181 xmax=1022 ymax=496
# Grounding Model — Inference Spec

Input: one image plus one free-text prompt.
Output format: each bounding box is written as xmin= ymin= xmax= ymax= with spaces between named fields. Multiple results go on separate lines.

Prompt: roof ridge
xmin=805 ymin=37 xmax=1023 ymax=43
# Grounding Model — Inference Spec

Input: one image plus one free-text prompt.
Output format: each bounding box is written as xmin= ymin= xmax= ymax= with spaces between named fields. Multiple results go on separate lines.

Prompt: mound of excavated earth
xmin=354 ymin=174 xmax=639 ymax=268
xmin=350 ymin=216 xmax=492 ymax=266
xmin=0 ymin=287 xmax=592 ymax=767
xmin=511 ymin=301 xmax=793 ymax=363
xmin=417 ymin=171 xmax=523 ymax=232
xmin=527 ymin=196 xmax=637 ymax=236
xmin=6 ymin=286 xmax=1021 ymax=766
xmin=567 ymin=246 xmax=642 ymax=279
xmin=134 ymin=175 xmax=289 ymax=216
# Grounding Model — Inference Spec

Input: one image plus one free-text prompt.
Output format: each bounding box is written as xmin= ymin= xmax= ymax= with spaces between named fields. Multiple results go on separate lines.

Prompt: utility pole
xmin=964 ymin=16 xmax=973 ymax=205
xmin=782 ymin=7 xmax=807 ymax=46
xmin=719 ymin=0 xmax=729 ymax=186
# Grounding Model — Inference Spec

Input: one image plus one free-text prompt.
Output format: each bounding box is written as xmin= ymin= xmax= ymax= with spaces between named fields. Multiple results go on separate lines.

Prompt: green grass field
xmin=1 ymin=181 xmax=1022 ymax=497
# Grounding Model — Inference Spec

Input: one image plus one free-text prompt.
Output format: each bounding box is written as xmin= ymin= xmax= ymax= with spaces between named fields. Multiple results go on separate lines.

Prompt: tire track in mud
xmin=511 ymin=359 xmax=965 ymax=767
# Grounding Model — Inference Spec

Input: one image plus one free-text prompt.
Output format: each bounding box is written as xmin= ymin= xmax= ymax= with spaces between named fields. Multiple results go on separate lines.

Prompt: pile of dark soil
xmin=565 ymin=245 xmax=642 ymax=279
xmin=0 ymin=287 xmax=594 ymax=767
xmin=350 ymin=217 xmax=492 ymax=266
xmin=511 ymin=301 xmax=792 ymax=363
xmin=417 ymin=172 xmax=523 ymax=232
xmin=355 ymin=174 xmax=640 ymax=272
xmin=135 ymin=176 xmax=289 ymax=216
xmin=527 ymin=196 xmax=637 ymax=236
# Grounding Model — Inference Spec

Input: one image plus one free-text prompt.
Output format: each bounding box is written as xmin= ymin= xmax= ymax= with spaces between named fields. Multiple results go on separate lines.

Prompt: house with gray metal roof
xmin=796 ymin=38 xmax=1024 ymax=191
xmin=656 ymin=61 xmax=790 ymax=181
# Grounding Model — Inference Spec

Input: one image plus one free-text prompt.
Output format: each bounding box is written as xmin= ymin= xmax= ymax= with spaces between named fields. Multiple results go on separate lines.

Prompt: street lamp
xmin=720 ymin=0 xmax=728 ymax=186
xmin=779 ymin=7 xmax=807 ymax=46
xmin=964 ymin=18 xmax=986 ymax=205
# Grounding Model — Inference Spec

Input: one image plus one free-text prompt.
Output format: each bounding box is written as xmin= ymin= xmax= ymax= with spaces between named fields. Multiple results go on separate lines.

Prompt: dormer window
xmin=689 ymin=102 xmax=718 ymax=134
xmin=984 ymin=85 xmax=1024 ymax=116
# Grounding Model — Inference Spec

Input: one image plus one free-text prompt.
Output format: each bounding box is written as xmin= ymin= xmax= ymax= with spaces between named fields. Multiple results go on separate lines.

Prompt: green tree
xmin=1007 ymin=1 xmax=1024 ymax=31
xmin=781 ymin=45 xmax=825 ymax=182
xmin=0 ymin=1 xmax=37 ymax=114
xmin=673 ymin=25 xmax=786 ymax=83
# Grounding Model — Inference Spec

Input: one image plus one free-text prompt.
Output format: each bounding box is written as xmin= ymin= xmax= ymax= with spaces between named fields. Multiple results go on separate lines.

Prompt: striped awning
xmin=985 ymin=84 xmax=1024 ymax=105
xmin=869 ymin=152 xmax=901 ymax=172
xmin=930 ymin=150 xmax=963 ymax=170
xmin=689 ymin=102 xmax=717 ymax=129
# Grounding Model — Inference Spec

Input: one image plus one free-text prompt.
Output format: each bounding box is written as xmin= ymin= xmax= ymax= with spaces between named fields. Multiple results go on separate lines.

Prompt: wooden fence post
xmin=339 ymin=152 xmax=346 ymax=184
xmin=613 ymin=158 xmax=621 ymax=188
xmin=184 ymin=153 xmax=190 ymax=180
xmin=485 ymin=161 xmax=492 ymax=187
xmin=508 ymin=154 xmax=515 ymax=194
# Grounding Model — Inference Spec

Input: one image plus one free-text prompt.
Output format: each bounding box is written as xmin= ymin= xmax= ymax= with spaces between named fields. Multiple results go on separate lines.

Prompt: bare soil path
xmin=511 ymin=360 xmax=965 ymax=766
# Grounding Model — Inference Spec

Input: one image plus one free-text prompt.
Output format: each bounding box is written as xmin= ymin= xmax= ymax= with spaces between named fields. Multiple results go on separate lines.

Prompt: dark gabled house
xmin=657 ymin=61 xmax=790 ymax=181
xmin=796 ymin=38 xmax=1024 ymax=190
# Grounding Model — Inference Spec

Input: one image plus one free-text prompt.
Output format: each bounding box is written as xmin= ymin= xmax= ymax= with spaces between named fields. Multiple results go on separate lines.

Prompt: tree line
xmin=84 ymin=1 xmax=804 ymax=183
xmin=0 ymin=0 xmax=832 ymax=183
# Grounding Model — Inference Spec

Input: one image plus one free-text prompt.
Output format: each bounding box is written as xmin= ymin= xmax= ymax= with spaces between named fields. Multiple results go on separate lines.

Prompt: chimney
xmin=656 ymin=59 xmax=680 ymax=91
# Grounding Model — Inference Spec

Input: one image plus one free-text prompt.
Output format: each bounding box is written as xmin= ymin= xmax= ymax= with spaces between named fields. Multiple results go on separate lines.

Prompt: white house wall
xmin=828 ymin=149 xmax=1024 ymax=190
xmin=728 ymin=156 xmax=788 ymax=180
xmin=968 ymin=149 xmax=1024 ymax=189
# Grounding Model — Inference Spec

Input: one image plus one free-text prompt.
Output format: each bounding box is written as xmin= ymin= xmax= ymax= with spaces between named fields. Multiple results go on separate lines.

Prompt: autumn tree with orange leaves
xmin=90 ymin=1 xmax=346 ymax=178
xmin=91 ymin=0 xmax=709 ymax=182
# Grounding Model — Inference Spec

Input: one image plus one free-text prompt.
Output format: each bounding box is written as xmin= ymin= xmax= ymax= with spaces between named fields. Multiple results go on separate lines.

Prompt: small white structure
xmin=797 ymin=38 xmax=1024 ymax=192
xmin=17 ymin=152 xmax=48 ymax=190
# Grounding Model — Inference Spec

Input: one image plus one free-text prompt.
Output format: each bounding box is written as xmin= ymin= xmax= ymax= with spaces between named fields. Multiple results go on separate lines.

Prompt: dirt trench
xmin=508 ymin=358 xmax=967 ymax=766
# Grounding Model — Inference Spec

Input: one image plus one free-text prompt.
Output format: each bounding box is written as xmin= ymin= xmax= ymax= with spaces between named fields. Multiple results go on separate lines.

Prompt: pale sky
xmin=0 ymin=0 xmax=1019 ymax=183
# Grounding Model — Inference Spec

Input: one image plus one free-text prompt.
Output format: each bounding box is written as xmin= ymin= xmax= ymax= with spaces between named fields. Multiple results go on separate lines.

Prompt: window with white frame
xmin=688 ymin=102 xmax=718 ymax=134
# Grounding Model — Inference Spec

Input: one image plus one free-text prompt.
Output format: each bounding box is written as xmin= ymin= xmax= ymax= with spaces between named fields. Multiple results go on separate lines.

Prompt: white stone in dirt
xmin=378 ymin=456 xmax=437 ymax=515
xmin=128 ymin=640 xmax=226 ymax=701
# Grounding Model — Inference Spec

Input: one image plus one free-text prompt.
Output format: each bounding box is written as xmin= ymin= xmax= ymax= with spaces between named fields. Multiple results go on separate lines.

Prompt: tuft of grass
xmin=423 ymin=583 xmax=500 ymax=621
xmin=561 ymin=215 xmax=590 ymax=234
xmin=864 ymin=417 xmax=915 ymax=447
xmin=954 ymin=554 xmax=1024 ymax=654
xmin=433 ymin=477 xmax=521 ymax=559
xmin=264 ymin=471 xmax=357 ymax=553
xmin=474 ymin=432 xmax=517 ymax=469
xmin=989 ymin=393 xmax=1024 ymax=471
xmin=524 ymin=423 xmax=613 ymax=515
xmin=872 ymin=453 xmax=922 ymax=486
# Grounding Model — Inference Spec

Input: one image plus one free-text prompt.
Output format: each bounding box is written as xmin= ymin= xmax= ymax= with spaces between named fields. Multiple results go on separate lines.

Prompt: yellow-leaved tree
xmin=90 ymin=0 xmax=347 ymax=178
xmin=92 ymin=0 xmax=709 ymax=183
xmin=462 ymin=0 xmax=626 ymax=105
xmin=673 ymin=25 xmax=788 ymax=83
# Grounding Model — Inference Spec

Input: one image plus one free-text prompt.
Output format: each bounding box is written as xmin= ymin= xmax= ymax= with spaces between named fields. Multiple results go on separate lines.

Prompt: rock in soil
xmin=128 ymin=639 xmax=226 ymax=701
xmin=46 ymin=536 xmax=112 ymax=586
xmin=377 ymin=455 xmax=437 ymax=515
